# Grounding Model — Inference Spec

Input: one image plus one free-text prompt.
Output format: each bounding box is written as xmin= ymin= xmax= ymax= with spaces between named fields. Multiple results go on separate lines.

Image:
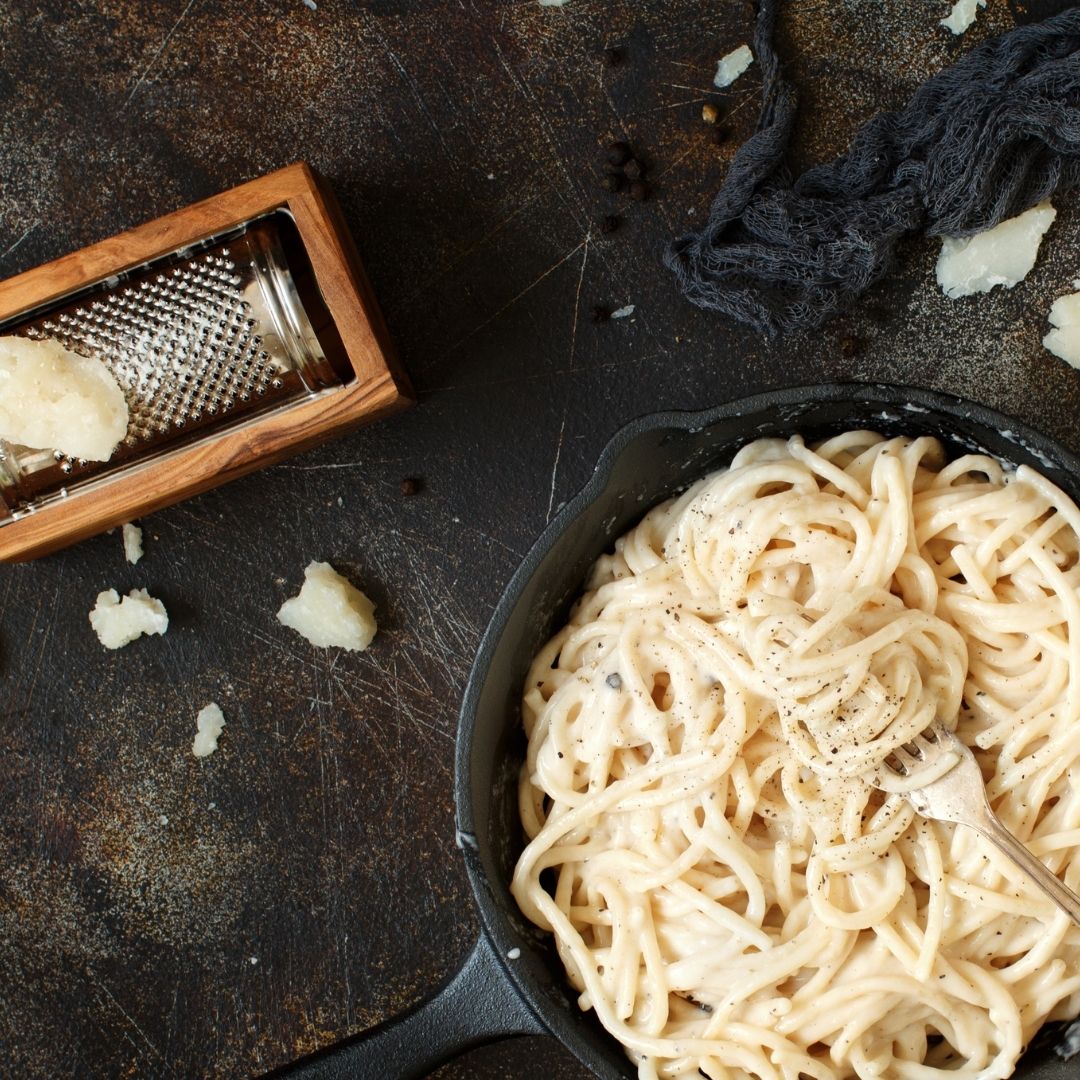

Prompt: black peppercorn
xmin=591 ymin=304 xmax=610 ymax=323
xmin=607 ymin=141 xmax=632 ymax=166
xmin=601 ymin=173 xmax=625 ymax=194
xmin=602 ymin=46 xmax=622 ymax=66
xmin=624 ymin=158 xmax=645 ymax=180
xmin=839 ymin=335 xmax=862 ymax=358
xmin=713 ymin=125 xmax=731 ymax=145
xmin=600 ymin=214 xmax=620 ymax=235
xmin=628 ymin=179 xmax=649 ymax=202
xmin=400 ymin=477 xmax=421 ymax=496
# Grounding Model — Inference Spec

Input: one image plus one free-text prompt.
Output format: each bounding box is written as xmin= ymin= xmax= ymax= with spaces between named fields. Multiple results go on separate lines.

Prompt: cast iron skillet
xmin=275 ymin=384 xmax=1080 ymax=1080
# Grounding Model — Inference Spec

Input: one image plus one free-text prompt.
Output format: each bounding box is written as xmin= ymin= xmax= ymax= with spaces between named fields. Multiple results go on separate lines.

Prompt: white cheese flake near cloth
xmin=0 ymin=335 xmax=128 ymax=461
xmin=936 ymin=200 xmax=1056 ymax=298
xmin=1043 ymin=286 xmax=1080 ymax=368
xmin=122 ymin=523 xmax=144 ymax=565
xmin=277 ymin=561 xmax=378 ymax=651
xmin=192 ymin=703 xmax=226 ymax=758
xmin=610 ymin=304 xmax=636 ymax=319
xmin=89 ymin=588 xmax=168 ymax=649
xmin=942 ymin=0 xmax=986 ymax=36
xmin=714 ymin=44 xmax=753 ymax=88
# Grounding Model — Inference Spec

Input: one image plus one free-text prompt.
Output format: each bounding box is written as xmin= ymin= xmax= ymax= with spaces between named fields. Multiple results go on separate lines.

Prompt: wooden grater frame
xmin=0 ymin=162 xmax=413 ymax=562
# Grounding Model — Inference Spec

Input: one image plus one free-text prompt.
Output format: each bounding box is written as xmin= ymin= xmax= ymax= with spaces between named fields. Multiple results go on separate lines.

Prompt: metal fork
xmin=884 ymin=723 xmax=1080 ymax=926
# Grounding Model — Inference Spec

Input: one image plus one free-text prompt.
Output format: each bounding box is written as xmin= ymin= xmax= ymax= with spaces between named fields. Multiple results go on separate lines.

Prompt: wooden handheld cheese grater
xmin=0 ymin=162 xmax=412 ymax=562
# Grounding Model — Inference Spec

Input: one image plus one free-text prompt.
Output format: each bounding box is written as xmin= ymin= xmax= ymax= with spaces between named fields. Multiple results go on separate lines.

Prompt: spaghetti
xmin=512 ymin=431 xmax=1080 ymax=1080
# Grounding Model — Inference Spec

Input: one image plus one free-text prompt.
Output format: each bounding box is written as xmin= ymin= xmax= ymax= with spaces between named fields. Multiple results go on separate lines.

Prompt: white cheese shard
xmin=192 ymin=703 xmax=226 ymax=758
xmin=714 ymin=45 xmax=753 ymax=88
xmin=89 ymin=588 xmax=169 ymax=650
xmin=0 ymin=335 xmax=128 ymax=461
xmin=277 ymin=561 xmax=377 ymax=651
xmin=610 ymin=304 xmax=635 ymax=319
xmin=1043 ymin=289 xmax=1080 ymax=368
xmin=942 ymin=0 xmax=985 ymax=36
xmin=936 ymin=201 xmax=1056 ymax=299
xmin=122 ymin=523 xmax=144 ymax=565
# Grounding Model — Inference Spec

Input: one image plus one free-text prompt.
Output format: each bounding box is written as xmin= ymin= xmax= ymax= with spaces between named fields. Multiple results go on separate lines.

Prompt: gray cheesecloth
xmin=666 ymin=2 xmax=1080 ymax=336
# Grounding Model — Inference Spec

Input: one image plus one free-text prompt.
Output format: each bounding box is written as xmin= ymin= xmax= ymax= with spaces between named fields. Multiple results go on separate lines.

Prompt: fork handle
xmin=975 ymin=811 xmax=1080 ymax=928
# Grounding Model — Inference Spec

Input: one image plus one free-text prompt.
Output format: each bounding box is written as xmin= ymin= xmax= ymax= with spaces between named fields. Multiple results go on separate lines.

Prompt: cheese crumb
xmin=89 ymin=588 xmax=168 ymax=650
xmin=936 ymin=201 xmax=1056 ymax=299
xmin=192 ymin=703 xmax=226 ymax=758
xmin=714 ymin=45 xmax=753 ymax=88
xmin=0 ymin=336 xmax=128 ymax=461
xmin=942 ymin=0 xmax=985 ymax=36
xmin=277 ymin=561 xmax=378 ymax=651
xmin=122 ymin=523 xmax=144 ymax=565
xmin=1043 ymin=289 xmax=1080 ymax=368
xmin=611 ymin=304 xmax=636 ymax=319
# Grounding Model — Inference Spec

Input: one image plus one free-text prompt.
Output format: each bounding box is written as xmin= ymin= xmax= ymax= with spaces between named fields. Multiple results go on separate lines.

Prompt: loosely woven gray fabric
xmin=666 ymin=3 xmax=1080 ymax=337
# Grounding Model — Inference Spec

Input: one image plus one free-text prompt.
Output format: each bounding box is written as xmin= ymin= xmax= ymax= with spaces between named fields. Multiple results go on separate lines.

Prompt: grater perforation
xmin=39 ymin=249 xmax=289 ymax=465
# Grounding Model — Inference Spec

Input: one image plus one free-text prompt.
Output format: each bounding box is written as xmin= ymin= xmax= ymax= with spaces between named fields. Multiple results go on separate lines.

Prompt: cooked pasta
xmin=511 ymin=431 xmax=1080 ymax=1080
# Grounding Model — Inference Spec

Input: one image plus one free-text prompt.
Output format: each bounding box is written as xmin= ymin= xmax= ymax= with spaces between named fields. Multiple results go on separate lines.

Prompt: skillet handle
xmin=263 ymin=932 xmax=546 ymax=1080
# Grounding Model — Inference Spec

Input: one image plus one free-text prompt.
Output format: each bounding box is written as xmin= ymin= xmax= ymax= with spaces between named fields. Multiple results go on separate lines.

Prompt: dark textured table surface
xmin=2 ymin=1 xmax=1079 ymax=1078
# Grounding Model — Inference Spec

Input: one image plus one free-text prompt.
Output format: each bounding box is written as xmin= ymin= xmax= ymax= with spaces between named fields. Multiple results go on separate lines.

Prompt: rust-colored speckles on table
xmin=2 ymin=2 xmax=1080 ymax=1079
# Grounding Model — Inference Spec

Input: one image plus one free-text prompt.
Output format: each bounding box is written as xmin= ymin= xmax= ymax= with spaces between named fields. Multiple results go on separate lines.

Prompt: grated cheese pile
xmin=0 ymin=335 xmax=128 ymax=461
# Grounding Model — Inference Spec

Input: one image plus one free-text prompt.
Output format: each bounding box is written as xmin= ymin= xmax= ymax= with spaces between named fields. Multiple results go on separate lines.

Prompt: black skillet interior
xmin=456 ymin=383 xmax=1080 ymax=1080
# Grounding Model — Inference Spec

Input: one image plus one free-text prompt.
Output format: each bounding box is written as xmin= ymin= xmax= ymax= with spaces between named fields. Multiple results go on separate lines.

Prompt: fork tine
xmin=889 ymin=744 xmax=920 ymax=773
xmin=884 ymin=752 xmax=908 ymax=776
xmin=928 ymin=720 xmax=956 ymax=743
xmin=925 ymin=722 xmax=966 ymax=757
xmin=913 ymin=721 xmax=955 ymax=757
xmin=911 ymin=733 xmax=936 ymax=757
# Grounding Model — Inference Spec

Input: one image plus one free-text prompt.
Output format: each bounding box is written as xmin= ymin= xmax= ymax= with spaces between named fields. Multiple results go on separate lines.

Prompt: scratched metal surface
xmin=1 ymin=1 xmax=1079 ymax=1078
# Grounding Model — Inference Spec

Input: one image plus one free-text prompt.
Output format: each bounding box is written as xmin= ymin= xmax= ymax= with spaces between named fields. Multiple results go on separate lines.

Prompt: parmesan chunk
xmin=714 ymin=45 xmax=753 ymax=88
xmin=277 ymin=561 xmax=377 ymax=651
xmin=0 ymin=335 xmax=128 ymax=461
xmin=941 ymin=0 xmax=985 ymax=36
xmin=192 ymin=703 xmax=226 ymax=758
xmin=122 ymin=523 xmax=144 ymax=565
xmin=89 ymin=588 xmax=169 ymax=650
xmin=936 ymin=201 xmax=1056 ymax=299
xmin=1043 ymin=289 xmax=1080 ymax=368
